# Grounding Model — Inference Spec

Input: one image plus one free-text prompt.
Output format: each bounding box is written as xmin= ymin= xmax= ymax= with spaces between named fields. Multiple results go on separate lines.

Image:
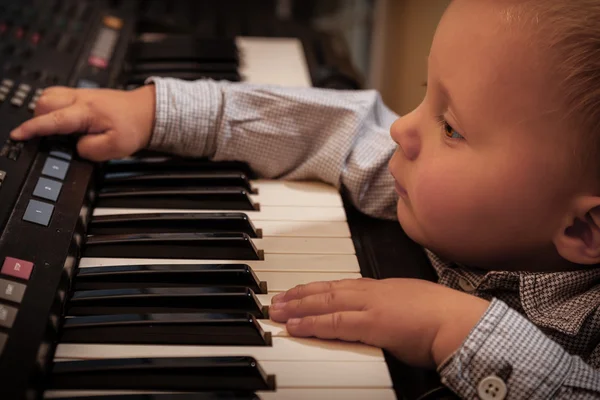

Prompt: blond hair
xmin=520 ymin=1 xmax=600 ymax=180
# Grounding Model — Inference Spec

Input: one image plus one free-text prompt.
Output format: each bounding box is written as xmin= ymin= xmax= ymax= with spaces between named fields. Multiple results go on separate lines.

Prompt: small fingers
xmin=271 ymin=278 xmax=375 ymax=304
xmin=269 ymin=290 xmax=367 ymax=322
xmin=11 ymin=104 xmax=94 ymax=140
xmin=34 ymin=91 xmax=77 ymax=116
xmin=285 ymin=311 xmax=369 ymax=342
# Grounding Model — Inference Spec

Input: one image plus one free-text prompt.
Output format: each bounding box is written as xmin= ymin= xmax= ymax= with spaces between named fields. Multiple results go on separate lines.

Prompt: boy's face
xmin=388 ymin=0 xmax=580 ymax=269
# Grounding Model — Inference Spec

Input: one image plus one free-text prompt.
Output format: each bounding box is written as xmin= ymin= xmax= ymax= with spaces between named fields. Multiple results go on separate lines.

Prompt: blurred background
xmin=281 ymin=0 xmax=451 ymax=115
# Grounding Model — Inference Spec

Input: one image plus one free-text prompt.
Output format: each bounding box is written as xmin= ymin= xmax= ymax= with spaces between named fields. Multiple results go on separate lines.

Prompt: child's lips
xmin=395 ymin=181 xmax=408 ymax=197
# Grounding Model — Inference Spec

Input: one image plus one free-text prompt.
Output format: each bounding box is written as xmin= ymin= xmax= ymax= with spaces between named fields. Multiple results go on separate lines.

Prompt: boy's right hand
xmin=10 ymin=85 xmax=156 ymax=162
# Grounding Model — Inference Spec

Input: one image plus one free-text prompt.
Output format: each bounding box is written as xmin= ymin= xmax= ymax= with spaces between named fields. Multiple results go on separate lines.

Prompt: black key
xmin=74 ymin=264 xmax=268 ymax=294
xmin=95 ymin=187 xmax=258 ymax=211
xmin=48 ymin=394 xmax=260 ymax=400
xmin=88 ymin=212 xmax=262 ymax=237
xmin=131 ymin=37 xmax=239 ymax=63
xmin=102 ymin=171 xmax=255 ymax=193
xmin=128 ymin=71 xmax=241 ymax=84
xmin=66 ymin=287 xmax=268 ymax=318
xmin=83 ymin=232 xmax=263 ymax=260
xmin=61 ymin=312 xmax=272 ymax=346
xmin=103 ymin=158 xmax=254 ymax=177
xmin=49 ymin=357 xmax=275 ymax=392
xmin=131 ymin=61 xmax=240 ymax=74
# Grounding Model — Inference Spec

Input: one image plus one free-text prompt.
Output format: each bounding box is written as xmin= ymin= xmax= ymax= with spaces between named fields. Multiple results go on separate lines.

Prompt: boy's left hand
xmin=269 ymin=278 xmax=490 ymax=368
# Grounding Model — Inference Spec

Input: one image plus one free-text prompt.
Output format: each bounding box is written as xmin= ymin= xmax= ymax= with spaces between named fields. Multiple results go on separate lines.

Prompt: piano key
xmin=66 ymin=288 xmax=268 ymax=318
xmin=77 ymin=261 xmax=361 ymax=291
xmin=55 ymin=336 xmax=385 ymax=362
xmin=49 ymin=361 xmax=391 ymax=392
xmin=84 ymin=234 xmax=355 ymax=259
xmin=73 ymin=265 xmax=267 ymax=293
xmin=78 ymin=254 xmax=361 ymax=273
xmin=95 ymin=187 xmax=257 ymax=210
xmin=83 ymin=233 xmax=263 ymax=260
xmin=258 ymin=388 xmax=397 ymax=400
xmin=249 ymin=180 xmax=343 ymax=207
xmin=251 ymin=237 xmax=355 ymax=255
xmin=61 ymin=313 xmax=272 ymax=346
xmin=45 ymin=394 xmax=261 ymax=400
xmin=90 ymin=212 xmax=351 ymax=237
xmin=93 ymin=206 xmax=347 ymax=222
xmin=44 ymin=389 xmax=396 ymax=400
xmin=101 ymin=171 xmax=255 ymax=193
xmin=98 ymin=179 xmax=343 ymax=208
xmin=88 ymin=213 xmax=261 ymax=237
xmin=49 ymin=357 xmax=275 ymax=392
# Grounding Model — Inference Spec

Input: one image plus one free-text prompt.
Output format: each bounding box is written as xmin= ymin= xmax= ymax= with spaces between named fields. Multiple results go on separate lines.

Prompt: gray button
xmin=33 ymin=177 xmax=62 ymax=202
xmin=0 ymin=332 xmax=7 ymax=354
xmin=478 ymin=375 xmax=507 ymax=400
xmin=42 ymin=157 xmax=69 ymax=180
xmin=0 ymin=304 xmax=18 ymax=328
xmin=1 ymin=79 xmax=14 ymax=87
xmin=49 ymin=149 xmax=72 ymax=161
xmin=0 ymin=279 xmax=26 ymax=303
xmin=23 ymin=199 xmax=54 ymax=226
xmin=11 ymin=97 xmax=24 ymax=107
xmin=0 ymin=170 xmax=5 ymax=181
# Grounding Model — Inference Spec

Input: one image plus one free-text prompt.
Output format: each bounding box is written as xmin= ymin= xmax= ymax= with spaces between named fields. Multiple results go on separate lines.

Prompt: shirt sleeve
xmin=145 ymin=77 xmax=400 ymax=220
xmin=438 ymin=299 xmax=600 ymax=399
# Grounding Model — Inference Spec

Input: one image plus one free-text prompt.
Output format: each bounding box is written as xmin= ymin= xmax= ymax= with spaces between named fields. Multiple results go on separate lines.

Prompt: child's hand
xmin=10 ymin=85 xmax=156 ymax=162
xmin=269 ymin=278 xmax=490 ymax=368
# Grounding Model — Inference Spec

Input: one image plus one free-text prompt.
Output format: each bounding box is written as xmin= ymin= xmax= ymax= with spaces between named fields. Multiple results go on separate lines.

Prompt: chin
xmin=396 ymin=201 xmax=428 ymax=247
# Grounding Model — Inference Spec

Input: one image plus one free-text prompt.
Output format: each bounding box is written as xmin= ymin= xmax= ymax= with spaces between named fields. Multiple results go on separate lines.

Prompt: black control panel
xmin=0 ymin=1 xmax=137 ymax=398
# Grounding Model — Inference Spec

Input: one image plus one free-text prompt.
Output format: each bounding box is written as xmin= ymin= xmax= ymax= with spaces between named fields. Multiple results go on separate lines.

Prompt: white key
xmin=258 ymin=220 xmax=350 ymax=237
xmin=79 ymin=254 xmax=361 ymax=272
xmin=249 ymin=180 xmax=343 ymax=207
xmin=55 ymin=337 xmax=384 ymax=362
xmin=253 ymin=237 xmax=355 ymax=255
xmin=93 ymin=206 xmax=347 ymax=222
xmin=259 ymin=388 xmax=397 ymax=400
xmin=256 ymin=271 xmax=361 ymax=292
xmin=77 ymin=260 xmax=361 ymax=291
xmin=45 ymin=389 xmax=397 ymax=399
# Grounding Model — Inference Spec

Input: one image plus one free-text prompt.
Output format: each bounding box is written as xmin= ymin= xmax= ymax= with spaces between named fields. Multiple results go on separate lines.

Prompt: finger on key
xmin=269 ymin=290 xmax=368 ymax=322
xmin=11 ymin=104 xmax=98 ymax=141
xmin=271 ymin=278 xmax=375 ymax=304
xmin=285 ymin=311 xmax=369 ymax=342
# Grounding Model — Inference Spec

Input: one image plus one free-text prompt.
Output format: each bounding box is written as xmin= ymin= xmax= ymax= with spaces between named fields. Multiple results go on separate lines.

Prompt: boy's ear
xmin=554 ymin=196 xmax=600 ymax=265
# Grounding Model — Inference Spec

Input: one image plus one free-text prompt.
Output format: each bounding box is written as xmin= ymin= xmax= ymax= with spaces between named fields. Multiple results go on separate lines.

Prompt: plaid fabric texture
xmin=148 ymin=77 xmax=600 ymax=398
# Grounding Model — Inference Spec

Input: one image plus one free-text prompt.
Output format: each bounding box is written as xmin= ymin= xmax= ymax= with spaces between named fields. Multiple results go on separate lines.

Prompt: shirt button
xmin=478 ymin=375 xmax=507 ymax=400
xmin=458 ymin=277 xmax=476 ymax=292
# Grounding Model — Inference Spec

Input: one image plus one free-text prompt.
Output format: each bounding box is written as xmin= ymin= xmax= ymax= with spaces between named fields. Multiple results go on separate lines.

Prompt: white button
xmin=458 ymin=277 xmax=476 ymax=292
xmin=477 ymin=375 xmax=507 ymax=400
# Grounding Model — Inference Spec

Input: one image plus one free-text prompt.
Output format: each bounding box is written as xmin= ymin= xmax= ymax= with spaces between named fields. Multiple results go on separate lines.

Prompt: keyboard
xmin=0 ymin=1 xmax=440 ymax=399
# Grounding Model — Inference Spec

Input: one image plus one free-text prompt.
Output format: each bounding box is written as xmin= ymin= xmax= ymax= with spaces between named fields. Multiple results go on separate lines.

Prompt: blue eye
xmin=443 ymin=121 xmax=463 ymax=139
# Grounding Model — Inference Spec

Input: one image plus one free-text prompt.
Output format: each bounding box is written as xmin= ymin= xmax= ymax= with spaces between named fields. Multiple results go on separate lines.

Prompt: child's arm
xmin=11 ymin=78 xmax=400 ymax=219
xmin=270 ymin=279 xmax=600 ymax=399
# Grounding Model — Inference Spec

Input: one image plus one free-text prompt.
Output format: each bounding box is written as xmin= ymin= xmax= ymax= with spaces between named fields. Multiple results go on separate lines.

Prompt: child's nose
xmin=390 ymin=114 xmax=421 ymax=161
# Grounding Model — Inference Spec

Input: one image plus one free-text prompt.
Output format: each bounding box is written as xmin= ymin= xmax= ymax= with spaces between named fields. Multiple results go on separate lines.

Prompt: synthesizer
xmin=0 ymin=1 xmax=440 ymax=399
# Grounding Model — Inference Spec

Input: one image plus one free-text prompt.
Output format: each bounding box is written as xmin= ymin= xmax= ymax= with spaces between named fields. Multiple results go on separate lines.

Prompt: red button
xmin=1 ymin=257 xmax=34 ymax=280
xmin=15 ymin=27 xmax=24 ymax=39
xmin=31 ymin=33 xmax=40 ymax=45
xmin=88 ymin=56 xmax=107 ymax=69
xmin=0 ymin=23 xmax=7 ymax=34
